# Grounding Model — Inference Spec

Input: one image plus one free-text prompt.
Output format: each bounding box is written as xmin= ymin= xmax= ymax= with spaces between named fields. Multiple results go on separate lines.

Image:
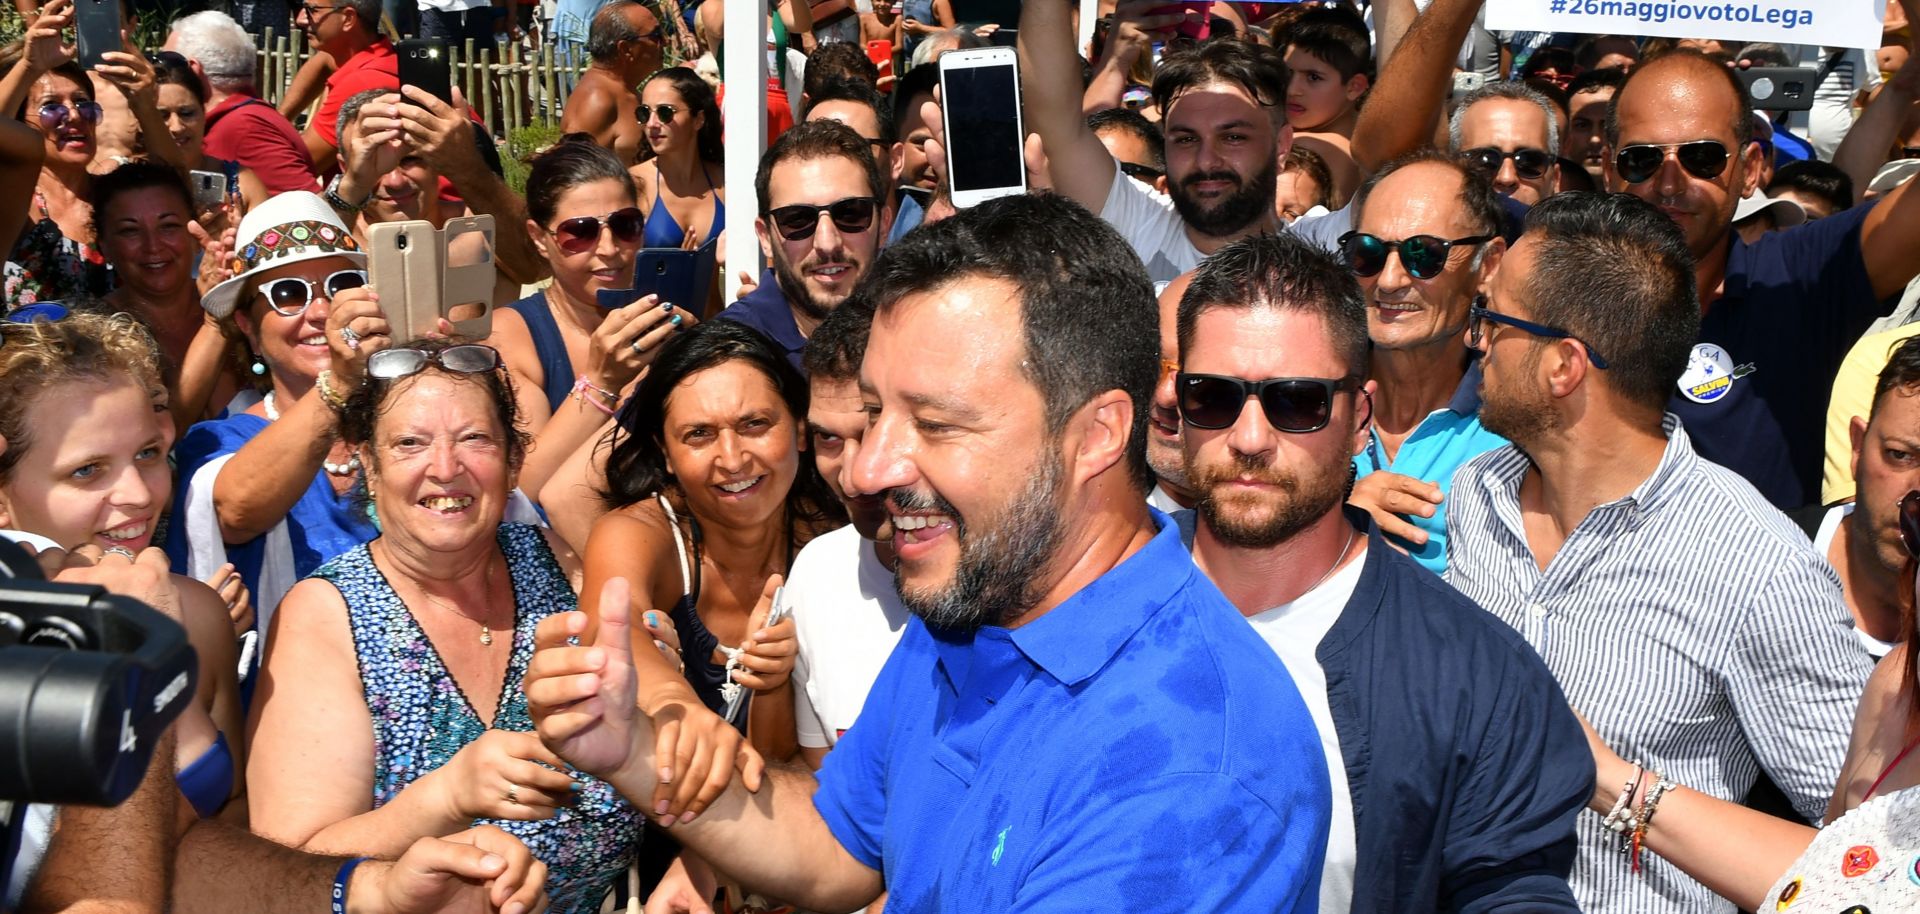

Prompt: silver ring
xmin=339 ymin=326 xmax=361 ymax=351
xmin=630 ymin=337 xmax=646 ymax=355
xmin=102 ymin=546 xmax=137 ymax=561
xmin=505 ymin=782 xmax=520 ymax=805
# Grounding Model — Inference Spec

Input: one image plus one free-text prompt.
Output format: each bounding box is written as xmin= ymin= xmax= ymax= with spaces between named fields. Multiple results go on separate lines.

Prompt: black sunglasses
xmin=367 ymin=344 xmax=503 ymax=381
xmin=1119 ymin=161 xmax=1164 ymax=183
xmin=1176 ymin=373 xmax=1358 ymax=432
xmin=1468 ymin=305 xmax=1610 ymax=369
xmin=766 ymin=196 xmax=878 ymax=241
xmin=637 ymin=103 xmax=679 ymax=124
xmin=1899 ymin=491 xmax=1920 ymax=558
xmin=549 ymin=207 xmax=645 ymax=255
xmin=260 ymin=269 xmax=367 ymax=317
xmin=1614 ymin=140 xmax=1730 ymax=185
xmin=1339 ymin=231 xmax=1493 ymax=281
xmin=1462 ymin=146 xmax=1554 ymax=180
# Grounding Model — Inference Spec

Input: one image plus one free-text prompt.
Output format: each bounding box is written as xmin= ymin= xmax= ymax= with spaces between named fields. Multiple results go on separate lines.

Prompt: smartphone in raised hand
xmin=938 ymin=46 xmax=1027 ymax=209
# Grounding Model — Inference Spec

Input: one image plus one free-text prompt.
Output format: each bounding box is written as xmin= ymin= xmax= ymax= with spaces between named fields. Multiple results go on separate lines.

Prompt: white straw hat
xmin=200 ymin=191 xmax=366 ymax=320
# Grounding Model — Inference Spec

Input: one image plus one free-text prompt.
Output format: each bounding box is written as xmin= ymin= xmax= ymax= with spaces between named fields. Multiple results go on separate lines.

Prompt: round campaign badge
xmin=1679 ymin=343 xmax=1737 ymax=404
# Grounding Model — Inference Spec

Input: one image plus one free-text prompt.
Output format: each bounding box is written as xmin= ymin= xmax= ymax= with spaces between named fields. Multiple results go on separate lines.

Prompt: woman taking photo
xmin=149 ymin=51 xmax=271 ymax=211
xmin=493 ymin=136 xmax=693 ymax=503
xmin=632 ymin=68 xmax=726 ymax=260
xmin=246 ymin=337 xmax=642 ymax=913
xmin=0 ymin=308 xmax=244 ymax=822
xmin=92 ymin=160 xmax=248 ymax=434
xmin=1 ymin=0 xmax=188 ymax=308
xmin=164 ymin=191 xmax=383 ymax=634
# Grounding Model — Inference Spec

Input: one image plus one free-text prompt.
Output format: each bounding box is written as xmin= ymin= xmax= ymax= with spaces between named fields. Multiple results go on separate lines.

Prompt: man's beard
xmin=1170 ymin=158 xmax=1279 ymax=239
xmin=1478 ymin=355 xmax=1557 ymax=447
xmin=770 ymin=244 xmax=858 ymax=321
xmin=1190 ymin=448 xmax=1347 ymax=549
xmin=886 ymin=456 xmax=1064 ymax=633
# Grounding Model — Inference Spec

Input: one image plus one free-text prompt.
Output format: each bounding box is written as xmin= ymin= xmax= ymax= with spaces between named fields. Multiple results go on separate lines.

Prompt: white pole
xmin=722 ymin=0 xmax=770 ymax=301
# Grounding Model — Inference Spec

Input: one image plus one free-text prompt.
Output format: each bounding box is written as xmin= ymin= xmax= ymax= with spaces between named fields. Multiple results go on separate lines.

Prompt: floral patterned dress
xmin=4 ymin=192 xmax=111 ymax=310
xmin=315 ymin=523 xmax=643 ymax=914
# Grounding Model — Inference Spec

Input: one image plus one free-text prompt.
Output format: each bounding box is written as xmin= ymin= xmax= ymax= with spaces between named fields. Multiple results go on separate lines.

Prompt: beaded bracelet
xmin=316 ymin=369 xmax=351 ymax=413
xmin=1601 ymin=764 xmax=1644 ymax=836
xmin=331 ymin=856 xmax=370 ymax=914
xmin=573 ymin=375 xmax=620 ymax=406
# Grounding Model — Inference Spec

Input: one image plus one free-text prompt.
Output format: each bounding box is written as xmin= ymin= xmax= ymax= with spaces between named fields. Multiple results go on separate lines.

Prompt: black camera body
xmin=0 ymin=540 xmax=197 ymax=808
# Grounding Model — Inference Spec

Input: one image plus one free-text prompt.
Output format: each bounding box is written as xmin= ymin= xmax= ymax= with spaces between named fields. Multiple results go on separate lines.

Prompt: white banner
xmin=1484 ymin=0 xmax=1886 ymax=51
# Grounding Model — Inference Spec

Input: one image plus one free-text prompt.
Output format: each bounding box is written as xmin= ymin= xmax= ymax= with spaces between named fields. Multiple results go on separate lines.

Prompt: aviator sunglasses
xmin=1176 ymin=373 xmax=1359 ymax=433
xmin=548 ymin=207 xmax=646 ymax=255
xmin=1613 ymin=140 xmax=1731 ymax=185
xmin=36 ymin=101 xmax=103 ymax=128
xmin=1339 ymin=231 xmax=1493 ymax=281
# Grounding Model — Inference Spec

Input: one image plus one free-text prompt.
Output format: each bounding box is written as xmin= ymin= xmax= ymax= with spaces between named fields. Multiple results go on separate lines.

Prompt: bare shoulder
xmin=265 ymin=577 xmax=354 ymax=657
xmin=583 ymin=500 xmax=685 ymax=607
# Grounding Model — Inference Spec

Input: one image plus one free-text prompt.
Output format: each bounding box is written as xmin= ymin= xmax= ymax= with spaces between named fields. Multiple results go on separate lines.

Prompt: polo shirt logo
xmin=991 ymin=826 xmax=1010 ymax=866
xmin=1679 ymin=343 xmax=1751 ymax=404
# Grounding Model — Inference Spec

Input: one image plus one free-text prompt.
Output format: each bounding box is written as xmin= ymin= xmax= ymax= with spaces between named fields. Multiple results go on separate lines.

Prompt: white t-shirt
xmin=789 ymin=525 xmax=911 ymax=749
xmin=1098 ymin=168 xmax=1203 ymax=285
xmin=1244 ymin=547 xmax=1366 ymax=914
xmin=1811 ymin=503 xmax=1898 ymax=659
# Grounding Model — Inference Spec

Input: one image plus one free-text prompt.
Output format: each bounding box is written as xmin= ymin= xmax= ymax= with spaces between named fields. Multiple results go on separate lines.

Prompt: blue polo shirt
xmin=812 ymin=511 xmax=1331 ymax=912
xmin=1353 ymin=363 xmax=1507 ymax=575
xmin=713 ymin=268 xmax=808 ymax=376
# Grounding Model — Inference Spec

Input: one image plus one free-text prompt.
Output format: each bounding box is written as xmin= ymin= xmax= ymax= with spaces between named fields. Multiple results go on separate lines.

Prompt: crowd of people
xmin=6 ymin=0 xmax=1920 ymax=911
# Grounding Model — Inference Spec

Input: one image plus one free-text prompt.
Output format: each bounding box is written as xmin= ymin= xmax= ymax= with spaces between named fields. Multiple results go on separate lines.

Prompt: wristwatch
xmin=324 ymin=173 xmax=371 ymax=213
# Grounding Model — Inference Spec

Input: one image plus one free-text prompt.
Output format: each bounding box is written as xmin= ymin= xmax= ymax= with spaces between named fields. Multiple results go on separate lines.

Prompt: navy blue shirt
xmin=713 ymin=268 xmax=808 ymax=376
xmin=812 ymin=511 xmax=1332 ymax=912
xmin=1669 ymin=199 xmax=1885 ymax=509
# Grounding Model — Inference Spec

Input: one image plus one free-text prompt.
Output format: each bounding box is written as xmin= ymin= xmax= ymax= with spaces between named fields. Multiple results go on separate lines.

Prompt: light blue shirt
xmin=1353 ymin=362 xmax=1507 ymax=575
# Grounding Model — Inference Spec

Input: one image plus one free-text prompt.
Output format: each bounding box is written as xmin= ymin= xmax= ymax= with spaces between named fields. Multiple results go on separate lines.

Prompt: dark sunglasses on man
xmin=547 ymin=208 xmax=646 ymax=255
xmin=1613 ymin=140 xmax=1730 ymax=185
xmin=766 ymin=196 xmax=879 ymax=242
xmin=1176 ymin=373 xmax=1361 ymax=433
xmin=1338 ymin=231 xmax=1493 ymax=282
xmin=1462 ymin=146 xmax=1554 ymax=180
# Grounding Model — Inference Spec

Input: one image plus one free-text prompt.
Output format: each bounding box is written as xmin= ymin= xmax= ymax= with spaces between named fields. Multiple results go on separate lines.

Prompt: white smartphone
xmin=938 ymin=46 xmax=1026 ymax=209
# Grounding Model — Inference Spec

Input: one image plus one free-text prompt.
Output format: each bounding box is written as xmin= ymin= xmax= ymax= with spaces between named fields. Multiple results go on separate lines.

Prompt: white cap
xmin=1868 ymin=159 xmax=1920 ymax=197
xmin=200 ymin=191 xmax=366 ymax=320
xmin=1732 ymin=191 xmax=1806 ymax=229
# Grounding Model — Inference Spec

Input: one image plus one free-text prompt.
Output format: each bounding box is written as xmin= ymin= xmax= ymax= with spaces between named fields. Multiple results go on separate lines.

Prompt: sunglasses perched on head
xmin=36 ymin=101 xmax=103 ymax=128
xmin=1176 ymin=373 xmax=1359 ymax=432
xmin=367 ymin=343 xmax=503 ymax=381
xmin=260 ymin=269 xmax=367 ymax=317
xmin=1467 ymin=305 xmax=1611 ymax=369
xmin=548 ymin=207 xmax=645 ymax=255
xmin=637 ymin=103 xmax=679 ymax=124
xmin=1462 ymin=146 xmax=1555 ymax=180
xmin=766 ymin=196 xmax=879 ymax=241
xmin=1338 ymin=231 xmax=1493 ymax=281
xmin=1613 ymin=140 xmax=1730 ymax=185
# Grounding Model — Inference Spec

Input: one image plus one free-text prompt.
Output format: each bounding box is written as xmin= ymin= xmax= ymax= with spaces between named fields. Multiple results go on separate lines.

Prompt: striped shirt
xmin=1444 ymin=417 xmax=1871 ymax=914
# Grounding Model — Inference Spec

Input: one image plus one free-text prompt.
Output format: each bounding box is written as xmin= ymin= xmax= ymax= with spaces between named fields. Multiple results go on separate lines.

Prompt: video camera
xmin=0 ymin=538 xmax=197 ymax=807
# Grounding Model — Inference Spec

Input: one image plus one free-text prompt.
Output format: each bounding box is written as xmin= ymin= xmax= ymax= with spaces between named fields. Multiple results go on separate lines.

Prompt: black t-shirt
xmin=1668 ymin=198 xmax=1885 ymax=510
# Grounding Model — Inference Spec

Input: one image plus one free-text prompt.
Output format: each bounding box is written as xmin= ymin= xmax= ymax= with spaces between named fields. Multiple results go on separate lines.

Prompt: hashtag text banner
xmin=1485 ymin=0 xmax=1884 ymax=51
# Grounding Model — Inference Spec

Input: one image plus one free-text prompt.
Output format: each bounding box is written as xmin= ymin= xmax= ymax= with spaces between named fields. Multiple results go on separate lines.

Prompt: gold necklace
xmin=392 ymin=553 xmax=500 ymax=646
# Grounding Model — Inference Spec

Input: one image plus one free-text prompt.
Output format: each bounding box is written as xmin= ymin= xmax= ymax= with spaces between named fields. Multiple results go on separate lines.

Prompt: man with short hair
xmin=295 ymin=0 xmax=397 ymax=174
xmin=1342 ymin=152 xmax=1509 ymax=574
xmin=885 ymin=64 xmax=940 ymax=243
xmin=805 ymin=76 xmax=899 ymax=221
xmin=166 ymin=11 xmax=318 ymax=193
xmin=525 ymin=192 xmax=1333 ymax=913
xmin=1451 ymin=82 xmax=1561 ymax=206
xmin=714 ymin=120 xmax=886 ymax=374
xmin=1175 ymin=230 xmax=1586 ymax=914
xmin=1446 ymin=192 xmax=1872 ymax=914
xmin=1562 ymin=70 xmax=1622 ymax=182
xmin=558 ymin=0 xmax=664 ymax=166
xmin=1021 ymin=1 xmax=1309 ymax=283
xmin=1605 ymin=47 xmax=1920 ymax=509
xmin=1805 ymin=334 xmax=1920 ymax=659
xmin=1088 ymin=107 xmax=1166 ymax=192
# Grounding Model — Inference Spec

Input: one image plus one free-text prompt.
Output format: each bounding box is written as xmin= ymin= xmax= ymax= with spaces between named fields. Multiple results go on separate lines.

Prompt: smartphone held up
xmin=938 ymin=46 xmax=1026 ymax=209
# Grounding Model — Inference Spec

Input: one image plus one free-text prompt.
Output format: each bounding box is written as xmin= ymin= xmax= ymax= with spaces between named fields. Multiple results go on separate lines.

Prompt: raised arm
xmin=0 ymin=116 xmax=46 ymax=258
xmin=1858 ymin=0 xmax=1920 ymax=298
xmin=1016 ymin=0 xmax=1118 ymax=212
xmin=1349 ymin=0 xmax=1485 ymax=175
xmin=382 ymin=86 xmax=548 ymax=286
xmin=527 ymin=581 xmax=883 ymax=911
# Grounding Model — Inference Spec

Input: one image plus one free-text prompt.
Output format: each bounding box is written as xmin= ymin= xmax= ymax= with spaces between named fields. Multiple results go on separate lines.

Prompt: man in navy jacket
xmin=1169 ymin=232 xmax=1592 ymax=912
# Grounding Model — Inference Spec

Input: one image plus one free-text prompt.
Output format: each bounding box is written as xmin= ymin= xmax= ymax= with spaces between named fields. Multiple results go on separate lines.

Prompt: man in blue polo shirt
xmin=1343 ymin=153 xmax=1509 ymax=574
xmin=525 ymin=194 xmax=1332 ymax=912
xmin=1606 ymin=46 xmax=1920 ymax=509
xmin=715 ymin=119 xmax=885 ymax=376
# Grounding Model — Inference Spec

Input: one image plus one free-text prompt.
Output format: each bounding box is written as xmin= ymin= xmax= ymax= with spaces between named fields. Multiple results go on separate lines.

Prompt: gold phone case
xmin=366 ymin=216 xmax=496 ymax=342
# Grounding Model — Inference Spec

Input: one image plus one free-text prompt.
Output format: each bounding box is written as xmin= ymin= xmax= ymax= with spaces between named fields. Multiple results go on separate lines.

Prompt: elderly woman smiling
xmin=246 ymin=338 xmax=643 ymax=914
